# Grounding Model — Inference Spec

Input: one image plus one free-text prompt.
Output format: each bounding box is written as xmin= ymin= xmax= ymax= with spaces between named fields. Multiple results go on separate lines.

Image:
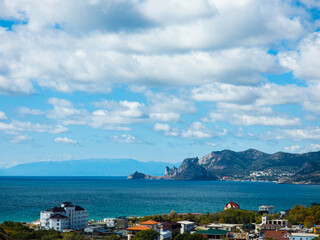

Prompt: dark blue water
xmin=1 ymin=177 xmax=320 ymax=223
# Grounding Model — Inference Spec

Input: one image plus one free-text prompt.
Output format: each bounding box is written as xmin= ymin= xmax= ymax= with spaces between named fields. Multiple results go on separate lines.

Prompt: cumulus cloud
xmin=54 ymin=137 xmax=77 ymax=144
xmin=110 ymin=134 xmax=141 ymax=144
xmin=0 ymin=120 xmax=68 ymax=134
xmin=206 ymin=112 xmax=301 ymax=127
xmin=0 ymin=0 xmax=313 ymax=94
xmin=0 ymin=111 xmax=7 ymax=120
xmin=47 ymin=98 xmax=146 ymax=131
xmin=145 ymin=91 xmax=197 ymax=122
xmin=284 ymin=145 xmax=301 ymax=152
xmin=154 ymin=122 xmax=226 ymax=139
xmin=17 ymin=107 xmax=44 ymax=116
xmin=268 ymin=127 xmax=320 ymax=140
xmin=181 ymin=122 xmax=213 ymax=138
xmin=154 ymin=123 xmax=179 ymax=137
xmin=279 ymin=32 xmax=320 ymax=83
xmin=9 ymin=135 xmax=32 ymax=143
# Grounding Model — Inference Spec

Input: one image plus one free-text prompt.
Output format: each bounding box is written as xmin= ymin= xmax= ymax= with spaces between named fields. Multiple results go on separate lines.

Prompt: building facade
xmin=259 ymin=205 xmax=275 ymax=215
xmin=126 ymin=220 xmax=161 ymax=240
xmin=290 ymin=233 xmax=319 ymax=240
xmin=40 ymin=202 xmax=88 ymax=232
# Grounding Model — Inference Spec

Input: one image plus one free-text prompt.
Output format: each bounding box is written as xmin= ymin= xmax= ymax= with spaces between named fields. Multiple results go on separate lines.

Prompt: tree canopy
xmin=132 ymin=229 xmax=159 ymax=240
xmin=174 ymin=233 xmax=207 ymax=240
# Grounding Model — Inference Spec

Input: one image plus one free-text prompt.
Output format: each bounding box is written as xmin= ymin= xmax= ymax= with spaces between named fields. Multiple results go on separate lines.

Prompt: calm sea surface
xmin=1 ymin=177 xmax=320 ymax=223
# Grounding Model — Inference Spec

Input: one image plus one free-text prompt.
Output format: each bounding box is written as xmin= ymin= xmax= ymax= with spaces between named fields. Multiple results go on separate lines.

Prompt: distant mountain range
xmin=0 ymin=159 xmax=178 ymax=176
xmin=128 ymin=149 xmax=320 ymax=184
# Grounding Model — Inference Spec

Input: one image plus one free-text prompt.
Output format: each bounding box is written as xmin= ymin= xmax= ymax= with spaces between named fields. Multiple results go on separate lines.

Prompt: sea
xmin=1 ymin=176 xmax=320 ymax=223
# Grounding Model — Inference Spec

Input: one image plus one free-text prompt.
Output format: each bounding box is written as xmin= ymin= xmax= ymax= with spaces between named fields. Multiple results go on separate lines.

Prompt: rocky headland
xmin=127 ymin=149 xmax=320 ymax=184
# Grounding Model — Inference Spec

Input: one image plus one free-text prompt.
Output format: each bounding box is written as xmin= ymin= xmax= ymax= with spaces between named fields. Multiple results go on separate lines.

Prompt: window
xmin=57 ymin=223 xmax=59 ymax=226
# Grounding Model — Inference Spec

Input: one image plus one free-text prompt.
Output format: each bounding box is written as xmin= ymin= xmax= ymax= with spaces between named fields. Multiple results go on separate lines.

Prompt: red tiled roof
xmin=264 ymin=230 xmax=290 ymax=240
xmin=140 ymin=220 xmax=159 ymax=225
xmin=127 ymin=226 xmax=152 ymax=231
xmin=225 ymin=202 xmax=240 ymax=208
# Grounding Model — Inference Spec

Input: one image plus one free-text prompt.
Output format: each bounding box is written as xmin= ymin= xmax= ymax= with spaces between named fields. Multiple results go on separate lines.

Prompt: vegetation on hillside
xmin=287 ymin=204 xmax=320 ymax=227
xmin=134 ymin=209 xmax=262 ymax=226
xmin=0 ymin=222 xmax=85 ymax=240
xmin=132 ymin=229 xmax=159 ymax=240
xmin=174 ymin=233 xmax=207 ymax=240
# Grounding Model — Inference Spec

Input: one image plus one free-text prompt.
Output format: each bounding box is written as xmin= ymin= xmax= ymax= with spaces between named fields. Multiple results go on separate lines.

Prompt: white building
xmin=259 ymin=205 xmax=275 ymax=215
xmin=177 ymin=221 xmax=195 ymax=234
xmin=207 ymin=223 xmax=237 ymax=231
xmin=290 ymin=233 xmax=319 ymax=240
xmin=40 ymin=202 xmax=88 ymax=232
xmin=261 ymin=216 xmax=289 ymax=227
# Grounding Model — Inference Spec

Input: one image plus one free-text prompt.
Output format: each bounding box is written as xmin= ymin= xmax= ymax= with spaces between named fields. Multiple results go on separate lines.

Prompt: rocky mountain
xmin=127 ymin=149 xmax=320 ymax=184
xmin=127 ymin=171 xmax=162 ymax=180
xmin=279 ymin=160 xmax=320 ymax=184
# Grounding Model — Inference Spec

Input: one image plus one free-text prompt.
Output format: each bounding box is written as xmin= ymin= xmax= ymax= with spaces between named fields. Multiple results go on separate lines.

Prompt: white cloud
xmin=306 ymin=144 xmax=320 ymax=152
xmin=9 ymin=135 xmax=32 ymax=143
xmin=110 ymin=134 xmax=141 ymax=144
xmin=0 ymin=111 xmax=7 ymax=120
xmin=47 ymin=98 xmax=147 ymax=131
xmin=54 ymin=137 xmax=77 ymax=144
xmin=269 ymin=127 xmax=320 ymax=140
xmin=153 ymin=123 xmax=179 ymax=137
xmin=279 ymin=32 xmax=320 ymax=83
xmin=91 ymin=100 xmax=145 ymax=118
xmin=0 ymin=0 xmax=312 ymax=94
xmin=17 ymin=107 xmax=44 ymax=116
xmin=0 ymin=120 xmax=68 ymax=134
xmin=154 ymin=123 xmax=171 ymax=132
xmin=181 ymin=122 xmax=213 ymax=138
xmin=300 ymin=0 xmax=320 ymax=8
xmin=284 ymin=145 xmax=301 ymax=152
xmin=207 ymin=113 xmax=301 ymax=127
xmin=154 ymin=122 xmax=226 ymax=139
xmin=145 ymin=91 xmax=197 ymax=122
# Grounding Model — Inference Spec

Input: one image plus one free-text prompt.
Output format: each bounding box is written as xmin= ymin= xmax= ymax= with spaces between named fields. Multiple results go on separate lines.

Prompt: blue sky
xmin=1 ymin=0 xmax=320 ymax=168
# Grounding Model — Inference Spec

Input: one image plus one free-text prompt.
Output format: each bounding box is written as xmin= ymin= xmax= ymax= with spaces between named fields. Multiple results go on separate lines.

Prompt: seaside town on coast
xmin=1 ymin=201 xmax=320 ymax=240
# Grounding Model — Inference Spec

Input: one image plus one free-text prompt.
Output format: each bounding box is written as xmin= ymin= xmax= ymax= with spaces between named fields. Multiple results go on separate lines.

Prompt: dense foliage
xmin=287 ymin=205 xmax=320 ymax=227
xmin=136 ymin=209 xmax=262 ymax=225
xmin=174 ymin=233 xmax=207 ymax=240
xmin=0 ymin=222 xmax=85 ymax=240
xmin=108 ymin=234 xmax=121 ymax=240
xmin=132 ymin=229 xmax=159 ymax=240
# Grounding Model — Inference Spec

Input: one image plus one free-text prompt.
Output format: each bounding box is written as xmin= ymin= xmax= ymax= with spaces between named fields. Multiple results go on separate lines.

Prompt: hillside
xmin=128 ymin=149 xmax=320 ymax=184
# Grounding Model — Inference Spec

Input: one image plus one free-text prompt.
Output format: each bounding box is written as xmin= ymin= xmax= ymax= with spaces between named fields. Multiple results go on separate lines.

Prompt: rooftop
xmin=140 ymin=220 xmax=159 ymax=225
xmin=127 ymin=226 xmax=152 ymax=231
xmin=197 ymin=229 xmax=230 ymax=235
xmin=46 ymin=207 xmax=66 ymax=212
xmin=75 ymin=206 xmax=85 ymax=211
xmin=50 ymin=214 xmax=68 ymax=219
xmin=291 ymin=233 xmax=319 ymax=237
xmin=177 ymin=221 xmax=194 ymax=225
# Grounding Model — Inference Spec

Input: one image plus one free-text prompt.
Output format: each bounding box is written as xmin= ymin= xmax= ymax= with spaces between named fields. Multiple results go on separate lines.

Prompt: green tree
xmin=174 ymin=233 xmax=191 ymax=240
xmin=187 ymin=233 xmax=207 ymax=240
xmin=109 ymin=234 xmax=121 ymax=240
xmin=62 ymin=232 xmax=83 ymax=240
xmin=304 ymin=216 xmax=316 ymax=228
xmin=174 ymin=233 xmax=206 ymax=240
xmin=132 ymin=229 xmax=159 ymax=240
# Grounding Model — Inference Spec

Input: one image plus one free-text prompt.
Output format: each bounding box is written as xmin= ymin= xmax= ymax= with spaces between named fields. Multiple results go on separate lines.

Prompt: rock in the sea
xmin=127 ymin=171 xmax=160 ymax=180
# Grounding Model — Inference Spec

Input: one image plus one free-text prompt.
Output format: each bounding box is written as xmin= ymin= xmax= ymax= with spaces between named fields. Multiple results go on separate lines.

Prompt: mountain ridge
xmin=127 ymin=149 xmax=320 ymax=184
